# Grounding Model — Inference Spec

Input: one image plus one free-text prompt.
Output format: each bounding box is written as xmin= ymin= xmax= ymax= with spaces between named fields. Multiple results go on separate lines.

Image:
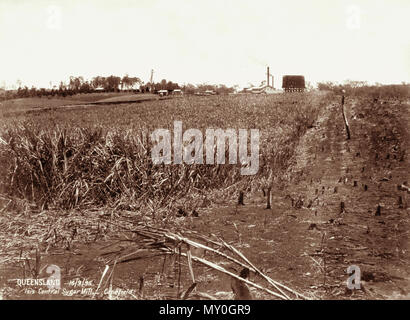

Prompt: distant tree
xmin=197 ymin=83 xmax=216 ymax=92
xmin=215 ymin=84 xmax=234 ymax=95
xmin=128 ymin=77 xmax=141 ymax=90
xmin=17 ymin=86 xmax=29 ymax=98
xmin=28 ymin=87 xmax=37 ymax=97
xmin=317 ymin=82 xmax=336 ymax=91
xmin=121 ymin=75 xmax=142 ymax=91
xmin=121 ymin=74 xmax=129 ymax=90
xmin=160 ymin=79 xmax=167 ymax=90
xmin=343 ymin=80 xmax=367 ymax=88
xmin=0 ymin=82 xmax=6 ymax=101
xmin=305 ymin=81 xmax=314 ymax=92
xmin=105 ymin=75 xmax=121 ymax=92
xmin=166 ymin=81 xmax=179 ymax=91
xmin=80 ymin=81 xmax=92 ymax=93
xmin=69 ymin=76 xmax=84 ymax=92
xmin=182 ymin=83 xmax=196 ymax=94
xmin=91 ymin=76 xmax=106 ymax=90
xmin=39 ymin=88 xmax=47 ymax=97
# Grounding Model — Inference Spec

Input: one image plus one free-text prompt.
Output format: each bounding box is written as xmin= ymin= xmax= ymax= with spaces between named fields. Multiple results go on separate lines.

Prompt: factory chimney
xmin=267 ymin=67 xmax=270 ymax=87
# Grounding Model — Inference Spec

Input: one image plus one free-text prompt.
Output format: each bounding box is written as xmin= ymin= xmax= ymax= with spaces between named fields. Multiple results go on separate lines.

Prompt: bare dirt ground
xmin=0 ymin=95 xmax=408 ymax=300
xmin=0 ymin=93 xmax=159 ymax=117
xmin=270 ymin=96 xmax=410 ymax=299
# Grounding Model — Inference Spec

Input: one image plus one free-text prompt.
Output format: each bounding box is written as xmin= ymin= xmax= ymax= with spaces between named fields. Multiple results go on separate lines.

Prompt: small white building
xmin=172 ymin=89 xmax=183 ymax=95
xmin=158 ymin=89 xmax=169 ymax=96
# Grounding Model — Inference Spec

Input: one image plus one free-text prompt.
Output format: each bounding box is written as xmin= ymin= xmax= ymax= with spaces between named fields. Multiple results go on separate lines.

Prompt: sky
xmin=1 ymin=0 xmax=409 ymax=89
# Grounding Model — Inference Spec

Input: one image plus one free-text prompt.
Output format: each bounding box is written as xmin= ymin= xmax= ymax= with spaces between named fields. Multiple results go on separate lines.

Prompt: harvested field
xmin=0 ymin=92 xmax=409 ymax=300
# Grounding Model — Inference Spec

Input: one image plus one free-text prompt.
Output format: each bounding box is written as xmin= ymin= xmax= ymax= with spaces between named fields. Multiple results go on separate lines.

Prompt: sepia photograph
xmin=0 ymin=0 xmax=409 ymax=307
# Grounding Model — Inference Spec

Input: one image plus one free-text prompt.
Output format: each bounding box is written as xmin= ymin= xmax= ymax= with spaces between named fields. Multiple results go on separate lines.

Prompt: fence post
xmin=341 ymin=94 xmax=351 ymax=140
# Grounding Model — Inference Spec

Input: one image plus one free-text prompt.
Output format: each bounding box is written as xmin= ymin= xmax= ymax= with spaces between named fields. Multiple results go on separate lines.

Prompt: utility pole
xmin=150 ymin=69 xmax=154 ymax=92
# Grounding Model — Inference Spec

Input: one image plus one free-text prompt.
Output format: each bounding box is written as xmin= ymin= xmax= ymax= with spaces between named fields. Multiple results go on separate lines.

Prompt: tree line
xmin=0 ymin=75 xmax=142 ymax=100
xmin=181 ymin=83 xmax=235 ymax=95
xmin=317 ymin=80 xmax=410 ymax=100
xmin=1 ymin=75 xmax=237 ymax=100
xmin=2 ymin=75 xmax=182 ymax=100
